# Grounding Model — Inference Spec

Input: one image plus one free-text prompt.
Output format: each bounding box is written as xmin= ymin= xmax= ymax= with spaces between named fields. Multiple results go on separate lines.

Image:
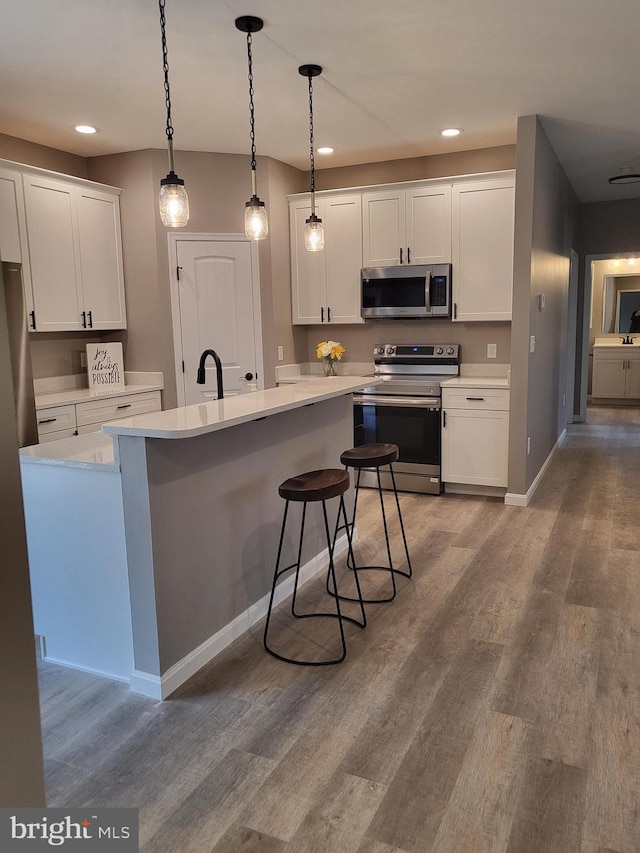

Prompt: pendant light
xmin=157 ymin=0 xmax=189 ymax=228
xmin=299 ymin=64 xmax=324 ymax=252
xmin=236 ymin=16 xmax=268 ymax=241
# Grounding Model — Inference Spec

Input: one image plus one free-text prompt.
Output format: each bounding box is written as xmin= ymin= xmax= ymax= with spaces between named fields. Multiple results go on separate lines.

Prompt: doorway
xmin=168 ymin=234 xmax=264 ymax=407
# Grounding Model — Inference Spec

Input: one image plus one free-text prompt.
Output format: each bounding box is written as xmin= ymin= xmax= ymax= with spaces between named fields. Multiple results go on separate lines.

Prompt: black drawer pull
xmin=116 ymin=403 xmax=132 ymax=409
xmin=466 ymin=396 xmax=485 ymax=401
xmin=38 ymin=418 xmax=57 ymax=424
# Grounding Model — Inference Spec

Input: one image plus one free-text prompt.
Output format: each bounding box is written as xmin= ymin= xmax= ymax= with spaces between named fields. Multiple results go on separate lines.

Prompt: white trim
xmin=42 ymin=655 xmax=130 ymax=684
xmin=129 ymin=529 xmax=357 ymax=700
xmin=167 ymin=233 xmax=264 ymax=408
xmin=505 ymin=429 xmax=566 ymax=506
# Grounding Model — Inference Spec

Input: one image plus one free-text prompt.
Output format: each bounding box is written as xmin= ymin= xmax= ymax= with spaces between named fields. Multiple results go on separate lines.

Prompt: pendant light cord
xmin=159 ymin=0 xmax=175 ymax=173
xmin=308 ymin=74 xmax=316 ymax=213
xmin=246 ymin=31 xmax=258 ymax=196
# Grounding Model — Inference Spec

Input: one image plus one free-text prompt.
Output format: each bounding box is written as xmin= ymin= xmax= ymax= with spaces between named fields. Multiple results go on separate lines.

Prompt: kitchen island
xmin=20 ymin=377 xmax=376 ymax=698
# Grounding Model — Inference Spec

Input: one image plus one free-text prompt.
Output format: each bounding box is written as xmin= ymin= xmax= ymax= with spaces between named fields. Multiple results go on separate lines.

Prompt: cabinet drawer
xmin=76 ymin=391 xmax=161 ymax=426
xmin=442 ymin=388 xmax=510 ymax=411
xmin=36 ymin=404 xmax=77 ymax=435
xmin=38 ymin=427 xmax=78 ymax=443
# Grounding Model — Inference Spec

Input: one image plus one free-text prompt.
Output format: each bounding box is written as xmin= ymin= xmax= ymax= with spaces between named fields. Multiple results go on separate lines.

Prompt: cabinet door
xmin=362 ymin=190 xmax=404 ymax=266
xmin=23 ymin=175 xmax=84 ymax=331
xmin=592 ymin=356 xmax=626 ymax=398
xmin=0 ymin=168 xmax=35 ymax=325
xmin=452 ymin=179 xmax=514 ymax=321
xmin=405 ymin=185 xmax=452 ymax=265
xmin=625 ymin=357 xmax=640 ymax=398
xmin=290 ymin=199 xmax=325 ymax=325
xmin=324 ymin=194 xmax=364 ymax=325
xmin=442 ymin=408 xmax=509 ymax=487
xmin=76 ymin=188 xmax=127 ymax=329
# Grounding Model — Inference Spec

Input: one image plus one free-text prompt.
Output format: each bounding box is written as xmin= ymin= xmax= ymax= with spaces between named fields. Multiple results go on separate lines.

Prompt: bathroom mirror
xmin=599 ymin=276 xmax=640 ymax=334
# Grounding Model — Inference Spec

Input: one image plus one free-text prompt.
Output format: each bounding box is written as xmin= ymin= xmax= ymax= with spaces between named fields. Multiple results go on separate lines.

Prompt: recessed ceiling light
xmin=440 ymin=128 xmax=463 ymax=138
xmin=74 ymin=125 xmax=98 ymax=134
xmin=317 ymin=147 xmax=334 ymax=154
xmin=608 ymin=171 xmax=640 ymax=184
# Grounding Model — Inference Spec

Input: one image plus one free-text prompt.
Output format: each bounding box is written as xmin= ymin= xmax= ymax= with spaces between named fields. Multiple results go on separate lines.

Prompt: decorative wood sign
xmin=86 ymin=343 xmax=125 ymax=392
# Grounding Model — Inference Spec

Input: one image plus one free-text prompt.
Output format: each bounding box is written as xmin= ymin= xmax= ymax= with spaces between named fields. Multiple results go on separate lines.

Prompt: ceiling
xmin=2 ymin=0 xmax=640 ymax=202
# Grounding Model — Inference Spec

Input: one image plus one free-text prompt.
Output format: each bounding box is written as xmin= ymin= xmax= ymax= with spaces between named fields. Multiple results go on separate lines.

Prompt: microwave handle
xmin=424 ymin=271 xmax=431 ymax=313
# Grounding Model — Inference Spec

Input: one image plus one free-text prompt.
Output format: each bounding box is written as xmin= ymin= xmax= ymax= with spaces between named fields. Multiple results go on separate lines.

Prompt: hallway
xmin=40 ymin=406 xmax=640 ymax=852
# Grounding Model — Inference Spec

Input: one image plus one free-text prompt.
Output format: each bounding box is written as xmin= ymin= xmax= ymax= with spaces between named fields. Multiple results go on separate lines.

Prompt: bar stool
xmin=263 ymin=469 xmax=366 ymax=666
xmin=330 ymin=443 xmax=412 ymax=604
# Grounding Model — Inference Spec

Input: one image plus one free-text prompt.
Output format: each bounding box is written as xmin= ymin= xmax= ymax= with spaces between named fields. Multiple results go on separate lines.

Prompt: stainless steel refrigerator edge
xmin=1 ymin=261 xmax=38 ymax=447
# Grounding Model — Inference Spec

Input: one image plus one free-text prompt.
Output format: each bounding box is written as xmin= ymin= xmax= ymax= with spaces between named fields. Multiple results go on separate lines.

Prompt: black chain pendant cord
xmin=308 ymin=74 xmax=315 ymax=197
xmin=246 ymin=32 xmax=257 ymax=173
xmin=159 ymin=0 xmax=177 ymax=176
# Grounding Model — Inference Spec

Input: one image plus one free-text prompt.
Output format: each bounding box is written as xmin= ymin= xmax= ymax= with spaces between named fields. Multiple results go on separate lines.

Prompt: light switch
xmin=487 ymin=343 xmax=497 ymax=359
xmin=530 ymin=335 xmax=536 ymax=353
xmin=277 ymin=345 xmax=284 ymax=361
xmin=538 ymin=293 xmax=546 ymax=310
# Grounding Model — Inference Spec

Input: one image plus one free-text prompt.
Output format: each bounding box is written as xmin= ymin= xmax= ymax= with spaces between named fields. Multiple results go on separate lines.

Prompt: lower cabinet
xmin=592 ymin=348 xmax=640 ymax=399
xmin=441 ymin=386 xmax=510 ymax=487
xmin=36 ymin=390 xmax=161 ymax=443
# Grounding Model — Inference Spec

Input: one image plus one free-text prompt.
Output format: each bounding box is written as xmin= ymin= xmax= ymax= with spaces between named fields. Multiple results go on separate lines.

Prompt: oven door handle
xmin=353 ymin=394 xmax=441 ymax=409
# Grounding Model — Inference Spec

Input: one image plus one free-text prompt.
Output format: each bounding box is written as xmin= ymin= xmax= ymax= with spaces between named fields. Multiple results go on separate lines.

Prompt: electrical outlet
xmin=487 ymin=343 xmax=497 ymax=358
xmin=277 ymin=345 xmax=284 ymax=361
xmin=527 ymin=436 xmax=531 ymax=455
xmin=538 ymin=293 xmax=546 ymax=310
xmin=530 ymin=335 xmax=536 ymax=354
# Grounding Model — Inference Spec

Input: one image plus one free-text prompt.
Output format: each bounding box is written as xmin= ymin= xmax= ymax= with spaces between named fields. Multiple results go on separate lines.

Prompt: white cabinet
xmin=442 ymin=386 xmax=510 ymax=487
xmin=290 ymin=194 xmax=364 ymax=325
xmin=451 ymin=178 xmax=515 ymax=322
xmin=36 ymin=390 xmax=161 ymax=443
xmin=362 ymin=185 xmax=452 ymax=267
xmin=0 ymin=167 xmax=35 ymax=325
xmin=592 ymin=348 xmax=640 ymax=399
xmin=23 ymin=174 xmax=126 ymax=332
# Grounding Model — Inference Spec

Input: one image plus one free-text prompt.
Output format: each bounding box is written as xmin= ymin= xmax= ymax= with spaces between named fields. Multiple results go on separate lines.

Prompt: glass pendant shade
xmin=159 ymin=173 xmax=189 ymax=227
xmin=245 ymin=195 xmax=268 ymax=240
xmin=304 ymin=213 xmax=324 ymax=252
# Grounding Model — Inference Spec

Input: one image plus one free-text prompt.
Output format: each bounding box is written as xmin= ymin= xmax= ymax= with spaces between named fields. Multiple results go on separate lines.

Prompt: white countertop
xmin=35 ymin=381 xmax=163 ymax=409
xmin=593 ymin=339 xmax=640 ymax=348
xmin=441 ymin=376 xmax=510 ymax=390
xmin=103 ymin=376 xmax=379 ymax=440
xmin=20 ymin=432 xmax=118 ymax=471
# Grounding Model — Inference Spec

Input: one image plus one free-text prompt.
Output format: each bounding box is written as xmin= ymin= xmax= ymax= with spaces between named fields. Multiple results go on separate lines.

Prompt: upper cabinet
xmin=451 ymin=178 xmax=515 ymax=322
xmin=291 ymin=193 xmax=364 ymax=326
xmin=23 ymin=175 xmax=126 ymax=332
xmin=0 ymin=167 xmax=35 ymax=324
xmin=362 ymin=185 xmax=452 ymax=267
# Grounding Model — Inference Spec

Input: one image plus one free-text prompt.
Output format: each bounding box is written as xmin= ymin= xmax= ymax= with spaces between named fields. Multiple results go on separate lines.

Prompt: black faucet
xmin=196 ymin=349 xmax=224 ymax=400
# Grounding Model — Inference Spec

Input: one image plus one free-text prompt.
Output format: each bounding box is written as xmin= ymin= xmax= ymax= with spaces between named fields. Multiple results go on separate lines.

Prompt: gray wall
xmin=0 ymin=266 xmax=45 ymax=806
xmin=509 ymin=116 xmax=579 ymax=496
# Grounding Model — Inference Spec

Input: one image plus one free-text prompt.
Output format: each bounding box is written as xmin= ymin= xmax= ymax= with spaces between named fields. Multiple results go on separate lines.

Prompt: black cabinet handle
xmin=407 ymin=246 xmax=411 ymax=264
xmin=116 ymin=403 xmax=132 ymax=409
xmin=453 ymin=302 xmax=457 ymax=320
xmin=399 ymin=247 xmax=403 ymax=264
xmin=321 ymin=306 xmax=324 ymax=322
xmin=29 ymin=310 xmax=36 ymax=330
xmin=38 ymin=418 xmax=57 ymax=424
xmin=327 ymin=306 xmax=331 ymax=322
xmin=81 ymin=311 xmax=86 ymax=328
xmin=466 ymin=396 xmax=485 ymax=401
xmin=88 ymin=310 xmax=93 ymax=328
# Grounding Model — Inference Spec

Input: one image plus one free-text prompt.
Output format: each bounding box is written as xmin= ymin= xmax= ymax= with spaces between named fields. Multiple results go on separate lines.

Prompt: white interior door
xmin=175 ymin=239 xmax=259 ymax=405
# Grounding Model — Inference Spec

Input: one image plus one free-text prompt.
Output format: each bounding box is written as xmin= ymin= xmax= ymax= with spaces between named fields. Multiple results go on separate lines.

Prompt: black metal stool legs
xmin=388 ymin=462 xmax=412 ymax=578
xmin=263 ymin=494 xmax=366 ymax=666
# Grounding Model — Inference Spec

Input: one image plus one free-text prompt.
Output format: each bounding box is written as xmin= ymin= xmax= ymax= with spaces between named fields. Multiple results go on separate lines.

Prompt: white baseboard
xmin=42 ymin=654 xmax=131 ymax=684
xmin=505 ymin=429 xmax=566 ymax=507
xmin=129 ymin=529 xmax=357 ymax=700
xmin=444 ymin=484 xmax=506 ymax=498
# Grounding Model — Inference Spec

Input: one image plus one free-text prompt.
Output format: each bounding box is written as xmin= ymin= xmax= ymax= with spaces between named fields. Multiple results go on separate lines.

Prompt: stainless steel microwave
xmin=361 ymin=263 xmax=451 ymax=319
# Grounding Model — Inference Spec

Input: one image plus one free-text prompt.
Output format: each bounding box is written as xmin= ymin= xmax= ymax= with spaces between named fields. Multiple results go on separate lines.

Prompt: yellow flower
xmin=316 ymin=340 xmax=345 ymax=361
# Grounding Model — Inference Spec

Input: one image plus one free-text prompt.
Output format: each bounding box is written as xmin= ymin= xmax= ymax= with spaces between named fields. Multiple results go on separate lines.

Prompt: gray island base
xmin=20 ymin=378 xmax=376 ymax=699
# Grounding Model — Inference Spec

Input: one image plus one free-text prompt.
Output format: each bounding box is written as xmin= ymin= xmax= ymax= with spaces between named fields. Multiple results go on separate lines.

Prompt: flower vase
xmin=323 ymin=358 xmax=338 ymax=377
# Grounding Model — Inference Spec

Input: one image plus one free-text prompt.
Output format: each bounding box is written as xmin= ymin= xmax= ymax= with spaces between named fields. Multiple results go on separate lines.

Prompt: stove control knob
xmin=374 ymin=346 xmax=385 ymax=356
xmin=435 ymin=346 xmax=444 ymax=355
xmin=386 ymin=346 xmax=396 ymax=356
xmin=446 ymin=346 xmax=455 ymax=356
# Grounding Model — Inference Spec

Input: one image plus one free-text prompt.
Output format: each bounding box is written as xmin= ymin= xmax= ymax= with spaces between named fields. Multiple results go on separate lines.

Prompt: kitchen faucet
xmin=196 ymin=349 xmax=224 ymax=399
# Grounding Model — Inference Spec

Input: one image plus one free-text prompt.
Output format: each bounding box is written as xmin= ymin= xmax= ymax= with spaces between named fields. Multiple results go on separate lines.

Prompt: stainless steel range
xmin=353 ymin=343 xmax=460 ymax=495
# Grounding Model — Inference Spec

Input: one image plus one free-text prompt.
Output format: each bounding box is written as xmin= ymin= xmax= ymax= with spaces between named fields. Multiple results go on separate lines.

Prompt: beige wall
xmin=509 ymin=116 xmax=579 ymax=496
xmin=0 ymin=131 xmax=87 ymax=178
xmin=0 ymin=267 xmax=45 ymax=806
xmin=304 ymin=320 xmax=511 ymax=366
xmin=314 ymin=144 xmax=516 ymax=191
xmin=30 ymin=331 xmax=105 ymax=379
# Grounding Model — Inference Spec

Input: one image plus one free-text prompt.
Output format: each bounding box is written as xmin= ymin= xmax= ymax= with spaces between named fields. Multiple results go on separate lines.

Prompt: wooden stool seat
xmin=278 ymin=469 xmax=350 ymax=502
xmin=340 ymin=443 xmax=398 ymax=469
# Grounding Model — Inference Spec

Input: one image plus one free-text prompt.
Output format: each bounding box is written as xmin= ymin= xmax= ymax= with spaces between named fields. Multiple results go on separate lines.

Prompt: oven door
xmin=353 ymin=394 xmax=442 ymax=494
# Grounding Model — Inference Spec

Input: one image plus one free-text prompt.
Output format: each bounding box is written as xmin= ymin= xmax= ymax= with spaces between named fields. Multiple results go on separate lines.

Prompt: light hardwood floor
xmin=40 ymin=406 xmax=640 ymax=852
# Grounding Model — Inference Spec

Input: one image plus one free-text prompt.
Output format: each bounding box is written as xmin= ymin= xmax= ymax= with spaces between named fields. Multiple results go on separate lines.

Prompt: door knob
xmin=240 ymin=372 xmax=254 ymax=380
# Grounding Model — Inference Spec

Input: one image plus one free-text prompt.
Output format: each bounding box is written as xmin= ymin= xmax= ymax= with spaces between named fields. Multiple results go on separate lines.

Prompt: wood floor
xmin=40 ymin=406 xmax=640 ymax=853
